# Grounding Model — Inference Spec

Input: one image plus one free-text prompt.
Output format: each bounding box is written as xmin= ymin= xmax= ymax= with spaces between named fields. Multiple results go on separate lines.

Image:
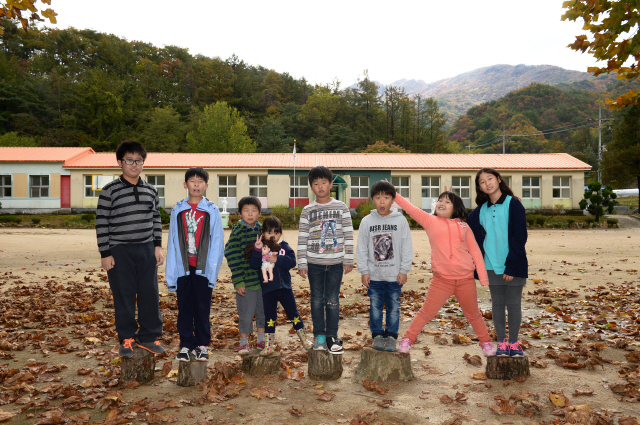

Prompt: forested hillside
xmin=0 ymin=23 xmax=448 ymax=154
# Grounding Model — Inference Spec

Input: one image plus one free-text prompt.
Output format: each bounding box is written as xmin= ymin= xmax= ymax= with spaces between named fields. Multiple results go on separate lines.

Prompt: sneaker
xmin=318 ymin=247 xmax=325 ymax=254
xmin=496 ymin=339 xmax=509 ymax=357
xmin=334 ymin=245 xmax=339 ymax=253
xmin=136 ymin=340 xmax=166 ymax=355
xmin=372 ymin=336 xmax=386 ymax=351
xmin=176 ymin=347 xmax=191 ymax=362
xmin=194 ymin=346 xmax=209 ymax=361
xmin=385 ymin=336 xmax=397 ymax=352
xmin=313 ymin=335 xmax=327 ymax=351
xmin=397 ymin=337 xmax=412 ymax=354
xmin=481 ymin=342 xmax=496 ymax=357
xmin=509 ymin=341 xmax=524 ymax=357
xmin=236 ymin=343 xmax=250 ymax=354
xmin=327 ymin=336 xmax=344 ymax=354
xmin=256 ymin=341 xmax=265 ymax=350
xmin=119 ymin=338 xmax=136 ymax=358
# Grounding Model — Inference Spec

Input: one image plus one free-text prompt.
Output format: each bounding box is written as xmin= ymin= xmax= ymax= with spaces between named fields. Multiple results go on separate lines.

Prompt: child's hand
xmin=267 ymin=253 xmax=277 ymax=264
xmin=254 ymin=234 xmax=263 ymax=249
xmin=155 ymin=246 xmax=165 ymax=266
xmin=343 ymin=265 xmax=353 ymax=274
xmin=361 ymin=274 xmax=370 ymax=288
xmin=397 ymin=273 xmax=407 ymax=285
xmin=298 ymin=269 xmax=308 ymax=279
xmin=236 ymin=287 xmax=246 ymax=296
xmin=502 ymin=274 xmax=514 ymax=282
xmin=101 ymin=256 xmax=115 ymax=271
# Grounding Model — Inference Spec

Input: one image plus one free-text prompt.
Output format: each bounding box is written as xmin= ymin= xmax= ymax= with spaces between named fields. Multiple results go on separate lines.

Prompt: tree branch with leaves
xmin=0 ymin=0 xmax=57 ymax=35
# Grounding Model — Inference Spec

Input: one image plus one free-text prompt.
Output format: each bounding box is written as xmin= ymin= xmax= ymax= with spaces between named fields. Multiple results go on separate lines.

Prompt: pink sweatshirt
xmin=395 ymin=194 xmax=489 ymax=286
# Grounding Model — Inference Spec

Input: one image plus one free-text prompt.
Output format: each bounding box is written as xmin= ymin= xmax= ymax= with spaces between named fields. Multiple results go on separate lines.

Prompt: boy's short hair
xmin=308 ymin=166 xmax=333 ymax=185
xmin=116 ymin=141 xmax=147 ymax=161
xmin=238 ymin=196 xmax=262 ymax=213
xmin=185 ymin=167 xmax=209 ymax=183
xmin=371 ymin=180 xmax=396 ymax=199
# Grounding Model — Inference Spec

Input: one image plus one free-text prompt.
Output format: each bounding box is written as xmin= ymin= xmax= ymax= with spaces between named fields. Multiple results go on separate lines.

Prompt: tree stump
xmin=486 ymin=356 xmax=530 ymax=380
xmin=177 ymin=358 xmax=208 ymax=387
xmin=308 ymin=350 xmax=342 ymax=380
xmin=121 ymin=347 xmax=155 ymax=385
xmin=354 ymin=347 xmax=414 ymax=383
xmin=240 ymin=350 xmax=281 ymax=376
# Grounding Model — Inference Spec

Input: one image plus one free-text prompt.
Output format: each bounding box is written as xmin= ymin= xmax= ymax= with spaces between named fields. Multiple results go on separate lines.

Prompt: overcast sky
xmin=49 ymin=0 xmax=597 ymax=87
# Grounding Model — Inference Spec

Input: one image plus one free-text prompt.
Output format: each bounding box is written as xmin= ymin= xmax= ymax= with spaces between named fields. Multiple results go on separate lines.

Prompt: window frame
xmin=84 ymin=175 xmax=99 ymax=198
xmin=391 ymin=176 xmax=410 ymax=197
xmin=522 ymin=176 xmax=541 ymax=199
xmin=218 ymin=175 xmax=237 ymax=198
xmin=451 ymin=176 xmax=471 ymax=200
xmin=249 ymin=175 xmax=268 ymax=198
xmin=147 ymin=175 xmax=166 ymax=207
xmin=0 ymin=175 xmax=12 ymax=198
xmin=29 ymin=175 xmax=49 ymax=198
xmin=421 ymin=176 xmax=440 ymax=198
xmin=350 ymin=176 xmax=370 ymax=198
xmin=290 ymin=175 xmax=308 ymax=198
xmin=553 ymin=176 xmax=571 ymax=199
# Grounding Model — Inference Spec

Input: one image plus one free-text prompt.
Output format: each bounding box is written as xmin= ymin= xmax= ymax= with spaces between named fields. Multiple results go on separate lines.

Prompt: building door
xmin=330 ymin=186 xmax=338 ymax=201
xmin=61 ymin=175 xmax=70 ymax=208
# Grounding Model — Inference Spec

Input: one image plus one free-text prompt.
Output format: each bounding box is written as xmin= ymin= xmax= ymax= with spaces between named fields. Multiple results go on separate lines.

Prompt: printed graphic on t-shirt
xmin=185 ymin=209 xmax=203 ymax=256
xmin=373 ymin=233 xmax=394 ymax=262
xmin=307 ymin=209 xmax=343 ymax=253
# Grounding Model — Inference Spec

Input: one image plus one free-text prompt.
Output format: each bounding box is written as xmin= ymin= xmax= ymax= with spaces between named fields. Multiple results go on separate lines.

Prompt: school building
xmin=0 ymin=147 xmax=592 ymax=213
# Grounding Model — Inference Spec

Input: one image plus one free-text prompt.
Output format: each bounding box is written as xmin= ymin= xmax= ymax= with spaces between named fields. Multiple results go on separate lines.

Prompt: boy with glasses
xmin=96 ymin=141 xmax=165 ymax=358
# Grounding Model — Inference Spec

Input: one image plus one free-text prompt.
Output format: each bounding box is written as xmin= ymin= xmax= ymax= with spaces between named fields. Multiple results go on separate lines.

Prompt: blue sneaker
xmin=509 ymin=341 xmax=524 ymax=357
xmin=496 ymin=339 xmax=509 ymax=357
xmin=313 ymin=335 xmax=328 ymax=351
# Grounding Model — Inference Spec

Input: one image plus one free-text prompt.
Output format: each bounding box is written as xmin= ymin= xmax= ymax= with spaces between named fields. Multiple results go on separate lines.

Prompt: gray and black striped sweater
xmin=96 ymin=176 xmax=162 ymax=258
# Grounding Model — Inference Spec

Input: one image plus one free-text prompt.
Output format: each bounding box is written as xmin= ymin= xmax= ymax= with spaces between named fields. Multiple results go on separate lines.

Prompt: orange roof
xmin=0 ymin=147 xmax=94 ymax=163
xmin=63 ymin=152 xmax=591 ymax=170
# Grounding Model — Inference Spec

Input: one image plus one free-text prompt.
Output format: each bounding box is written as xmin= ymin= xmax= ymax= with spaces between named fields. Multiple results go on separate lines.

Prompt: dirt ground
xmin=0 ymin=220 xmax=639 ymax=425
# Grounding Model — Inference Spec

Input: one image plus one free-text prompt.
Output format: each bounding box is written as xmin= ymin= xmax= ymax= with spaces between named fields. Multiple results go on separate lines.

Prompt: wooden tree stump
xmin=177 ymin=358 xmax=208 ymax=387
xmin=486 ymin=356 xmax=530 ymax=380
xmin=121 ymin=347 xmax=155 ymax=385
xmin=240 ymin=350 xmax=281 ymax=376
xmin=308 ymin=349 xmax=342 ymax=380
xmin=354 ymin=347 xmax=414 ymax=383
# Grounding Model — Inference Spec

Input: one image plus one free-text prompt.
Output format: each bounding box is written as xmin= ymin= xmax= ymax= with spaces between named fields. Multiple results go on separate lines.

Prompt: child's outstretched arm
xmin=465 ymin=228 xmax=490 ymax=286
xmin=394 ymin=193 xmax=436 ymax=230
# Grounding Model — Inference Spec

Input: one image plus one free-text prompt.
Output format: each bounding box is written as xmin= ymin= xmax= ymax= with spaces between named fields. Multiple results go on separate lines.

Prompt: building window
xmin=452 ymin=176 xmax=470 ymax=199
xmin=421 ymin=176 xmax=440 ymax=198
xmin=84 ymin=175 xmax=98 ymax=198
xmin=522 ymin=176 xmax=540 ymax=199
xmin=502 ymin=176 xmax=511 ymax=188
xmin=391 ymin=177 xmax=410 ymax=197
xmin=553 ymin=176 xmax=571 ymax=198
xmin=290 ymin=175 xmax=308 ymax=198
xmin=29 ymin=175 xmax=49 ymax=198
xmin=218 ymin=176 xmax=237 ymax=198
xmin=0 ymin=175 xmax=11 ymax=198
xmin=249 ymin=176 xmax=267 ymax=197
xmin=350 ymin=176 xmax=370 ymax=198
xmin=147 ymin=175 xmax=166 ymax=208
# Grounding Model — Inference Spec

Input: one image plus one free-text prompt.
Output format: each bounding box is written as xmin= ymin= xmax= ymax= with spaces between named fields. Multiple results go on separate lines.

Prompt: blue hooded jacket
xmin=249 ymin=240 xmax=296 ymax=294
xmin=166 ymin=197 xmax=224 ymax=291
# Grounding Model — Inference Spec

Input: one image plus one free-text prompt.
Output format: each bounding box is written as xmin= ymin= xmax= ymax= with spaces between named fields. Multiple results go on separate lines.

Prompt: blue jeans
xmin=308 ymin=263 xmax=343 ymax=337
xmin=367 ymin=281 xmax=401 ymax=339
xmin=320 ymin=220 xmax=337 ymax=250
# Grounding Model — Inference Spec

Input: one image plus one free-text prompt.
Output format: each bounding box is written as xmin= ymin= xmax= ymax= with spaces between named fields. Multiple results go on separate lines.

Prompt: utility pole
xmin=503 ymin=126 xmax=505 ymax=154
xmin=598 ymin=105 xmax=602 ymax=184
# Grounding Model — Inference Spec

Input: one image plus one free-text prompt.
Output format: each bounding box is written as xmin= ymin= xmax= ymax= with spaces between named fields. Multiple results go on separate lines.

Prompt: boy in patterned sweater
xmin=297 ymin=166 xmax=354 ymax=354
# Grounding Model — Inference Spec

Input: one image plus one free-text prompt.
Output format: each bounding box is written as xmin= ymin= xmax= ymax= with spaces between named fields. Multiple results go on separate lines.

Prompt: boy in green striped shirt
xmin=224 ymin=196 xmax=265 ymax=353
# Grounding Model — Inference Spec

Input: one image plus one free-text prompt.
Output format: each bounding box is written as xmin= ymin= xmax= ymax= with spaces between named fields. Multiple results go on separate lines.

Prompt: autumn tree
xmin=0 ymin=0 xmax=56 ymax=34
xmin=562 ymin=1 xmax=640 ymax=109
xmin=361 ymin=141 xmax=410 ymax=153
xmin=186 ymin=102 xmax=255 ymax=153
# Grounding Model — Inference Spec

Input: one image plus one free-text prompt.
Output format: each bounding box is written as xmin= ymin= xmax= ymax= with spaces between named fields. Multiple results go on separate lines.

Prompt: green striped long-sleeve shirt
xmin=224 ymin=221 xmax=262 ymax=290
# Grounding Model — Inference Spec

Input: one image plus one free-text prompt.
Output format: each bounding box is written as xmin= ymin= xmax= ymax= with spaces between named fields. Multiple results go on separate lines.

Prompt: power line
xmin=468 ymin=120 xmax=599 ymax=148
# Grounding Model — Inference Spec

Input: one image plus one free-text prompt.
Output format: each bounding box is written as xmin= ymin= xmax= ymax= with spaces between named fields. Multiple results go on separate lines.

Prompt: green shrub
xmin=606 ymin=218 xmax=618 ymax=227
xmin=355 ymin=199 xmax=375 ymax=218
xmin=0 ymin=215 xmax=21 ymax=223
xmin=81 ymin=214 xmax=95 ymax=222
xmin=269 ymin=205 xmax=303 ymax=228
xmin=526 ymin=215 xmax=535 ymax=226
xmin=159 ymin=207 xmax=170 ymax=224
xmin=567 ymin=218 xmax=575 ymax=227
xmin=585 ymin=217 xmax=595 ymax=225
xmin=535 ymin=216 xmax=546 ymax=226
xmin=31 ymin=217 xmax=41 ymax=224
xmin=352 ymin=218 xmax=361 ymax=230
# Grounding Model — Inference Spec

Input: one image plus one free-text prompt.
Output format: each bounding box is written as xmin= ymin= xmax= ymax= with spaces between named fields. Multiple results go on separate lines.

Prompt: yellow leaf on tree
xmin=40 ymin=8 xmax=57 ymax=24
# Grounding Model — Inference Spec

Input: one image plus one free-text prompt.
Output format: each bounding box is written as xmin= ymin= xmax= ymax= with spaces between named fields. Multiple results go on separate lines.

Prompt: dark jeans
xmin=263 ymin=288 xmax=305 ymax=334
xmin=308 ymin=263 xmax=343 ymax=338
xmin=367 ymin=281 xmax=401 ymax=339
xmin=488 ymin=274 xmax=524 ymax=343
xmin=107 ymin=242 xmax=163 ymax=343
xmin=176 ymin=266 xmax=213 ymax=349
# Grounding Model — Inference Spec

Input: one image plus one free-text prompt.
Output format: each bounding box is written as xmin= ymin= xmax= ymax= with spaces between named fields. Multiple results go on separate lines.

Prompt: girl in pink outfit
xmin=394 ymin=191 xmax=496 ymax=357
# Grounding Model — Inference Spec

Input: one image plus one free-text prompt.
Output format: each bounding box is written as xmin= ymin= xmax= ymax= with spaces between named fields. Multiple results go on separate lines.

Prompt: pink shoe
xmin=256 ymin=341 xmax=265 ymax=349
xmin=236 ymin=343 xmax=250 ymax=354
xmin=481 ymin=342 xmax=496 ymax=357
xmin=397 ymin=338 xmax=412 ymax=354
xmin=318 ymin=247 xmax=325 ymax=253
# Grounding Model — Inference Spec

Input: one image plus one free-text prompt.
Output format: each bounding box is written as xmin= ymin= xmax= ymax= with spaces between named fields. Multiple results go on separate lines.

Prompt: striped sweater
xmin=96 ymin=176 xmax=162 ymax=258
xmin=297 ymin=199 xmax=354 ymax=270
xmin=224 ymin=221 xmax=262 ymax=290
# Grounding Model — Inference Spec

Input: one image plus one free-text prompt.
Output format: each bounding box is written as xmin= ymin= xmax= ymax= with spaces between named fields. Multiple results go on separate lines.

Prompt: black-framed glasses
xmin=121 ymin=159 xmax=145 ymax=165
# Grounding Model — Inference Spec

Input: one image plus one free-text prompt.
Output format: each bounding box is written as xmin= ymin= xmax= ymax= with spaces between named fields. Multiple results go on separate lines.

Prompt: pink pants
xmin=403 ymin=274 xmax=491 ymax=345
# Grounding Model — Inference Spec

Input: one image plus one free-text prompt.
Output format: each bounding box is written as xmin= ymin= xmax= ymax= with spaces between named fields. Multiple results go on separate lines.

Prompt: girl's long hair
xmin=474 ymin=168 xmax=515 ymax=206
xmin=432 ymin=191 xmax=468 ymax=221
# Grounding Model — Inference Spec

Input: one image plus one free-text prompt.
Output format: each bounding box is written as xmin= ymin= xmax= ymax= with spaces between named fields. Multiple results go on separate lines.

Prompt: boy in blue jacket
xmin=248 ymin=217 xmax=313 ymax=355
xmin=166 ymin=167 xmax=224 ymax=362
